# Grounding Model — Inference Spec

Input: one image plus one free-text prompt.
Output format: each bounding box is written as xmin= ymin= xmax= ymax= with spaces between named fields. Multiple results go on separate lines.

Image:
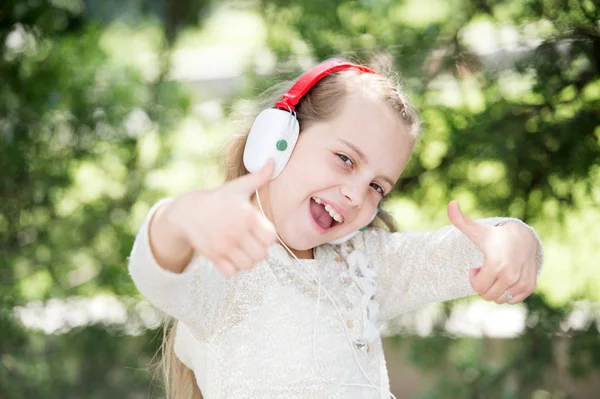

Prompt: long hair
xmin=157 ymin=58 xmax=421 ymax=398
xmin=158 ymin=320 xmax=203 ymax=399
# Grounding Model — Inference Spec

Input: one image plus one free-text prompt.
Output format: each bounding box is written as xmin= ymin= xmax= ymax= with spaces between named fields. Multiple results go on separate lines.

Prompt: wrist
xmin=151 ymin=202 xmax=191 ymax=254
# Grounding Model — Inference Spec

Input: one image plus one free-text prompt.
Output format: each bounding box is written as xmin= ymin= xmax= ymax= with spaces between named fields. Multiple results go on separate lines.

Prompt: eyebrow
xmin=338 ymin=138 xmax=395 ymax=188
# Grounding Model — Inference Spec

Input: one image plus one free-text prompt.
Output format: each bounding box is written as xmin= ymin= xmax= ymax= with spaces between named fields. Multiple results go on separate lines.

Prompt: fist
xmin=165 ymin=159 xmax=278 ymax=276
xmin=448 ymin=200 xmax=539 ymax=304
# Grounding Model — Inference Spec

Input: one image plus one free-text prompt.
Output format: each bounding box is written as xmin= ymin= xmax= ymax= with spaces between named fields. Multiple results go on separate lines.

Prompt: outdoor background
xmin=1 ymin=0 xmax=599 ymax=398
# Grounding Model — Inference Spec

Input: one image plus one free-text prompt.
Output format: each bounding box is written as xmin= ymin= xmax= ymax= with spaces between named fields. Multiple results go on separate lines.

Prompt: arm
xmin=360 ymin=215 xmax=543 ymax=324
xmin=128 ymin=200 xmax=232 ymax=340
xmin=128 ymin=162 xmax=278 ymax=340
xmin=148 ymin=198 xmax=194 ymax=274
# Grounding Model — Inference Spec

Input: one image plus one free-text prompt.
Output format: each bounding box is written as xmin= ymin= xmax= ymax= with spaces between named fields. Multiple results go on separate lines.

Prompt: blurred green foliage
xmin=1 ymin=0 xmax=599 ymax=398
xmin=1 ymin=0 xmax=191 ymax=396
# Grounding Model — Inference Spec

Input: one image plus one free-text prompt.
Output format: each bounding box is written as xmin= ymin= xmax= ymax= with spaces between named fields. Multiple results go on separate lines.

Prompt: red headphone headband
xmin=274 ymin=60 xmax=376 ymax=112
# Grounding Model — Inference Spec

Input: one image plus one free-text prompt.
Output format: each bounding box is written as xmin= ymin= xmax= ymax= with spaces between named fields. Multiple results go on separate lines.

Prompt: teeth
xmin=313 ymin=197 xmax=344 ymax=223
xmin=325 ymin=205 xmax=343 ymax=222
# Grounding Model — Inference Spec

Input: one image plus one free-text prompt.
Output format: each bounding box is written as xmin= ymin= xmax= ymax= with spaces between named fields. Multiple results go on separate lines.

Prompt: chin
xmin=278 ymin=226 xmax=323 ymax=252
xmin=281 ymin=234 xmax=314 ymax=251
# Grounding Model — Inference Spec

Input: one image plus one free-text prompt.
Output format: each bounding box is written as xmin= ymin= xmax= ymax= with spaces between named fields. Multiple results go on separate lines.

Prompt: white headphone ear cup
xmin=327 ymin=210 xmax=378 ymax=245
xmin=243 ymin=108 xmax=299 ymax=179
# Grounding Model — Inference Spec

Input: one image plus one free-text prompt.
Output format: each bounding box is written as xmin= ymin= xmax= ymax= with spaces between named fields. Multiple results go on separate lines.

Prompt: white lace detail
xmin=346 ymin=250 xmax=380 ymax=345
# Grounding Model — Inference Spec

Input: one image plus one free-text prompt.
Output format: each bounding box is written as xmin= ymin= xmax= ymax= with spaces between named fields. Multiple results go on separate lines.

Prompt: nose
xmin=340 ymin=183 xmax=367 ymax=207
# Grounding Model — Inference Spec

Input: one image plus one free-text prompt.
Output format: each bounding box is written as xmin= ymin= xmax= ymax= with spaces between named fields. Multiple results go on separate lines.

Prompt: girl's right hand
xmin=163 ymin=159 xmax=278 ymax=276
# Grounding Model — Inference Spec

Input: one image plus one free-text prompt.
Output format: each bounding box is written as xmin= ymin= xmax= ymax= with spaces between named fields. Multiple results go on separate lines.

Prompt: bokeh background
xmin=1 ymin=0 xmax=599 ymax=398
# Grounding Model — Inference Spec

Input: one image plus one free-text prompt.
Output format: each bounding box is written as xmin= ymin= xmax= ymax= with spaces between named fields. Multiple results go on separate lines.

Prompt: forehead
xmin=328 ymin=94 xmax=413 ymax=182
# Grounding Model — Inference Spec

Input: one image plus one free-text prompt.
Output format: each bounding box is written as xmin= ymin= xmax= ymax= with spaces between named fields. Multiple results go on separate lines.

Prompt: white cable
xmin=255 ymin=189 xmax=397 ymax=399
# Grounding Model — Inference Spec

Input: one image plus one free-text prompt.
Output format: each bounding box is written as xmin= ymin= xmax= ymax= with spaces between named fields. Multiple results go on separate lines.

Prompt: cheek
xmin=267 ymin=165 xmax=312 ymax=216
xmin=357 ymin=206 xmax=378 ymax=228
xmin=287 ymin=148 xmax=336 ymax=186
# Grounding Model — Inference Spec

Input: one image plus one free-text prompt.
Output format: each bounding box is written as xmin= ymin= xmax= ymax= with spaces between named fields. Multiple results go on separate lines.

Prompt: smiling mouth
xmin=309 ymin=197 xmax=343 ymax=231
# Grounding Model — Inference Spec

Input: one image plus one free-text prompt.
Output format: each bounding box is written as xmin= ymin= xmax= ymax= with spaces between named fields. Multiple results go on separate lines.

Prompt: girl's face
xmin=257 ymin=92 xmax=414 ymax=258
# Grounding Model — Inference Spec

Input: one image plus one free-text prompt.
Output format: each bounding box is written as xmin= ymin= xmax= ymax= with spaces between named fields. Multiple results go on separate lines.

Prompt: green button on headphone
xmin=276 ymin=139 xmax=288 ymax=151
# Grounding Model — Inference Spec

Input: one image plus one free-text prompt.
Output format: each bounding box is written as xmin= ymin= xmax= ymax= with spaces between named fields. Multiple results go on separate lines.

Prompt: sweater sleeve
xmin=127 ymin=199 xmax=233 ymax=341
xmin=356 ymin=217 xmax=544 ymax=324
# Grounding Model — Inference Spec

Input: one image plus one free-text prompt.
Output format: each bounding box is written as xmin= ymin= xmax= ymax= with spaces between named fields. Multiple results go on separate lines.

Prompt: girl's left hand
xmin=447 ymin=200 xmax=539 ymax=304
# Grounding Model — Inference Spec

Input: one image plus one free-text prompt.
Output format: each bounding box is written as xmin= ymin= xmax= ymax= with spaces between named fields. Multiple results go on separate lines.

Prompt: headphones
xmin=243 ymin=59 xmax=378 ymax=245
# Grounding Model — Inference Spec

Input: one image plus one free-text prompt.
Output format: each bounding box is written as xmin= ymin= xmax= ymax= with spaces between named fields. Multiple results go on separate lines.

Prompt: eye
xmin=336 ymin=153 xmax=354 ymax=166
xmin=370 ymin=183 xmax=385 ymax=196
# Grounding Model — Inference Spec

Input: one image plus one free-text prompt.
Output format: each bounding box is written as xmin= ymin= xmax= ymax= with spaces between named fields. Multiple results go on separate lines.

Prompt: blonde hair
xmin=157 ymin=59 xmax=421 ymax=399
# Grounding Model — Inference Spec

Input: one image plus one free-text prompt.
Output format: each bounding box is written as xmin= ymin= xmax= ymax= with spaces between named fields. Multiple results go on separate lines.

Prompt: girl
xmin=128 ymin=59 xmax=543 ymax=399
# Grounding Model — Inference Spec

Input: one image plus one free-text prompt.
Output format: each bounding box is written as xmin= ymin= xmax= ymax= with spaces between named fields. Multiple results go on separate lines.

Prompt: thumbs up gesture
xmin=447 ymin=200 xmax=539 ymax=304
xmin=164 ymin=159 xmax=278 ymax=277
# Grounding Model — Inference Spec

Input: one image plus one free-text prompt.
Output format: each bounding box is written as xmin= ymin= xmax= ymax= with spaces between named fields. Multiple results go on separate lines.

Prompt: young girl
xmin=128 ymin=59 xmax=543 ymax=399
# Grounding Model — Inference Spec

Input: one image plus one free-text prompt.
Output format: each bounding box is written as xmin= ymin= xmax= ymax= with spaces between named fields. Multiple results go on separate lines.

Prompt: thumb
xmin=447 ymin=200 xmax=486 ymax=245
xmin=235 ymin=158 xmax=276 ymax=194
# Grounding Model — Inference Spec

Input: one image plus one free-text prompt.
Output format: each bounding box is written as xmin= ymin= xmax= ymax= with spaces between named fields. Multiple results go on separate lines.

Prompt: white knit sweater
xmin=128 ymin=199 xmax=543 ymax=399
